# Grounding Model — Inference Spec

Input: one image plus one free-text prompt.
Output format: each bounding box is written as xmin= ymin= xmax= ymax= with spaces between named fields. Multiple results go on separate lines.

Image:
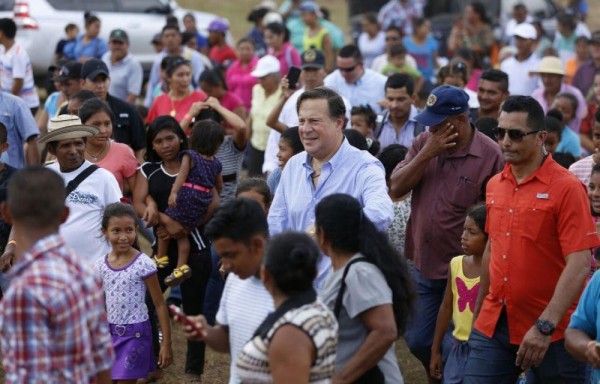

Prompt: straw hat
xmin=529 ymin=56 xmax=565 ymax=76
xmin=39 ymin=115 xmax=99 ymax=144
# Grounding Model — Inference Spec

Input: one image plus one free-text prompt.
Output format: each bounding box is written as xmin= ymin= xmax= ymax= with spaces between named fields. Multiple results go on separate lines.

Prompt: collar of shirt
xmin=8 ymin=233 xmax=65 ymax=279
xmin=302 ymin=137 xmax=349 ymax=176
xmin=500 ymin=154 xmax=553 ymax=186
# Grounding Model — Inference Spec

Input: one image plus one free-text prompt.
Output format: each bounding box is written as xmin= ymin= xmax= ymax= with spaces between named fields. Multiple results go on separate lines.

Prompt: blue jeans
xmin=203 ymin=246 xmax=225 ymax=326
xmin=463 ymin=309 xmax=588 ymax=383
xmin=404 ymin=266 xmax=453 ymax=369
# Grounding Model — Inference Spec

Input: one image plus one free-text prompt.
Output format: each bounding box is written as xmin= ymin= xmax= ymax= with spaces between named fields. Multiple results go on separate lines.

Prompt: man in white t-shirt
xmin=40 ymin=115 xmax=121 ymax=262
xmin=0 ymin=18 xmax=40 ymax=115
xmin=183 ymin=198 xmax=273 ymax=384
xmin=501 ymin=23 xmax=540 ymax=96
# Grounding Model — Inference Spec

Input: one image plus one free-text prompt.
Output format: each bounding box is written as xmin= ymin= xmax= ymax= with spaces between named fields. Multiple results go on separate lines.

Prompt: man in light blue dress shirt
xmin=324 ymin=44 xmax=388 ymax=114
xmin=268 ymin=87 xmax=393 ymax=288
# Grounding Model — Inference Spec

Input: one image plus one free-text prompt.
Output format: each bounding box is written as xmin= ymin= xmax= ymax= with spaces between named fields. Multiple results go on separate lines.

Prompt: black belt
xmin=223 ymin=173 xmax=237 ymax=183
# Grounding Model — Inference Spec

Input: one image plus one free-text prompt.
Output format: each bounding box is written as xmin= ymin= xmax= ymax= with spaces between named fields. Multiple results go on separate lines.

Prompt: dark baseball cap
xmin=109 ymin=29 xmax=129 ymax=44
xmin=51 ymin=61 xmax=83 ymax=82
xmin=301 ymin=49 xmax=325 ymax=69
xmin=414 ymin=85 xmax=469 ymax=126
xmin=81 ymin=58 xmax=109 ymax=80
xmin=591 ymin=30 xmax=600 ymax=44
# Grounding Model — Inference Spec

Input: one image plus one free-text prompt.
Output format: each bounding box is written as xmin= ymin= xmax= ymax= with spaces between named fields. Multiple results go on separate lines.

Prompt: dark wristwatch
xmin=535 ymin=319 xmax=556 ymax=336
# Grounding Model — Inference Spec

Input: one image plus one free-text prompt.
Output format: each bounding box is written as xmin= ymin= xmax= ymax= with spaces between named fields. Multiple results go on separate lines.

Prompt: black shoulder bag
xmin=334 ymin=257 xmax=385 ymax=384
xmin=65 ymin=165 xmax=99 ymax=197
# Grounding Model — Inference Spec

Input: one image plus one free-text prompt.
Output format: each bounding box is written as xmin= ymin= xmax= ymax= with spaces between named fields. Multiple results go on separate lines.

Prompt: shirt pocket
xmin=449 ymin=176 xmax=481 ymax=211
xmin=520 ymin=200 xmax=555 ymax=242
xmin=486 ymin=193 xmax=505 ymax=235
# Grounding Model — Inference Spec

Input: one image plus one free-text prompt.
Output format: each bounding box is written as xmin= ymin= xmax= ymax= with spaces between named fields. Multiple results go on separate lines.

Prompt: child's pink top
xmin=96 ymin=142 xmax=139 ymax=192
xmin=226 ymin=56 xmax=259 ymax=111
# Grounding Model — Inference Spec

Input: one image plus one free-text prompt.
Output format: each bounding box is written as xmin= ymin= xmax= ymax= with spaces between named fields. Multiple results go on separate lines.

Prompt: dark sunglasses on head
xmin=339 ymin=64 xmax=358 ymax=72
xmin=493 ymin=127 xmax=542 ymax=142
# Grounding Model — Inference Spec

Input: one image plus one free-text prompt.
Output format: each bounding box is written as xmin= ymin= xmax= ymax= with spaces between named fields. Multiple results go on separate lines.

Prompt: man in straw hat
xmin=33 ymin=115 xmax=120 ymax=263
xmin=530 ymin=55 xmax=587 ymax=133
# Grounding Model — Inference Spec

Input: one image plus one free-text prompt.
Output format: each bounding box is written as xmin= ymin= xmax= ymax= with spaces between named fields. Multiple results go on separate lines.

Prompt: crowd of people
xmin=1 ymin=0 xmax=600 ymax=383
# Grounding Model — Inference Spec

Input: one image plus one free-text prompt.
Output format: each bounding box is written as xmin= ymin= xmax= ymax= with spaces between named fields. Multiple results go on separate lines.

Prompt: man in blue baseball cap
xmin=389 ymin=85 xmax=505 ymax=381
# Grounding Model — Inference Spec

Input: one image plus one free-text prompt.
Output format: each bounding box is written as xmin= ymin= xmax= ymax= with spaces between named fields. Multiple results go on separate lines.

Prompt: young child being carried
xmin=96 ymin=203 xmax=172 ymax=382
xmin=156 ymin=119 xmax=224 ymax=286
xmin=430 ymin=204 xmax=487 ymax=383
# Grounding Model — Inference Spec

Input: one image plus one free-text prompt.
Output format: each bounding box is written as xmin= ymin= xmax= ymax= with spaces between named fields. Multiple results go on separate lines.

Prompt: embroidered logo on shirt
xmin=68 ymin=191 xmax=99 ymax=205
xmin=456 ymin=277 xmax=479 ymax=313
xmin=536 ymin=193 xmax=549 ymax=199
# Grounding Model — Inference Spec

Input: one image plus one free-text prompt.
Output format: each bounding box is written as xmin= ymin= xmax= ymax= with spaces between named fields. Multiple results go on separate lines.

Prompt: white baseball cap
xmin=513 ymin=23 xmax=537 ymax=40
xmin=262 ymin=11 xmax=283 ymax=26
xmin=251 ymin=55 xmax=281 ymax=77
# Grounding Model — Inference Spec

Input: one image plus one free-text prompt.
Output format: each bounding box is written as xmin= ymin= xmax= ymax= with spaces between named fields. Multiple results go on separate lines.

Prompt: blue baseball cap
xmin=414 ymin=85 xmax=470 ymax=126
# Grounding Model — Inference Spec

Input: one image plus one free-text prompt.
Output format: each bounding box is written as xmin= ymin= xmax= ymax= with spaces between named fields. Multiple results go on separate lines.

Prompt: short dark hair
xmin=389 ymin=43 xmax=407 ymax=57
xmin=338 ymin=44 xmax=363 ymax=63
xmin=552 ymin=152 xmax=576 ymax=169
xmin=385 ymin=26 xmax=402 ymax=35
xmin=165 ymin=56 xmax=191 ymax=78
xmin=65 ymin=23 xmax=78 ymax=33
xmin=79 ymin=98 xmax=115 ymax=125
xmin=8 ymin=166 xmax=66 ymax=229
xmin=296 ymin=87 xmax=346 ymax=120
xmin=189 ymin=120 xmax=225 ymax=157
xmin=0 ymin=122 xmax=7 ymax=144
xmin=235 ymin=178 xmax=272 ymax=208
xmin=162 ymin=24 xmax=180 ymax=36
xmin=547 ymin=108 xmax=564 ymax=123
xmin=264 ymin=232 xmax=319 ymax=295
xmin=466 ymin=203 xmax=487 ymax=236
xmin=0 ymin=18 xmax=17 ymax=39
xmin=377 ymin=144 xmax=408 ymax=179
xmin=545 ymin=114 xmax=563 ymax=139
xmin=501 ymin=96 xmax=546 ymax=132
xmin=350 ymin=105 xmax=377 ymax=127
xmin=385 ymin=73 xmax=415 ymax=95
xmin=101 ymin=203 xmax=137 ymax=230
xmin=344 ymin=129 xmax=368 ymax=150
xmin=199 ymin=69 xmax=227 ymax=90
xmin=84 ymin=12 xmax=100 ymax=28
xmin=280 ymin=126 xmax=304 ymax=154
xmin=204 ymin=198 xmax=268 ymax=243
xmin=474 ymin=117 xmax=498 ymax=142
xmin=480 ymin=69 xmax=509 ymax=93
xmin=69 ymin=89 xmax=97 ymax=103
xmin=513 ymin=3 xmax=527 ymax=11
xmin=264 ymin=22 xmax=290 ymax=42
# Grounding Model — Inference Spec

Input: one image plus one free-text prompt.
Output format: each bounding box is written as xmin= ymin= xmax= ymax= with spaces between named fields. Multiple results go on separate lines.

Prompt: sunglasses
xmin=493 ymin=127 xmax=542 ymax=142
xmin=338 ymin=64 xmax=358 ymax=72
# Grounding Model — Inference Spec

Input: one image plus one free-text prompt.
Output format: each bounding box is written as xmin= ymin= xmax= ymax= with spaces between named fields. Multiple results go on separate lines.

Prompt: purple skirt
xmin=109 ymin=320 xmax=155 ymax=380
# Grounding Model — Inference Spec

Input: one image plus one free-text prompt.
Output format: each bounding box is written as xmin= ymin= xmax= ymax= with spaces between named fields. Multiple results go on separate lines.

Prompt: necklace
xmin=169 ymin=90 xmax=189 ymax=117
xmin=86 ymin=141 xmax=109 ymax=162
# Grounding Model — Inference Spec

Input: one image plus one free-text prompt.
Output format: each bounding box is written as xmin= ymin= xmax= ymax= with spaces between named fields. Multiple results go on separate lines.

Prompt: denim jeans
xmin=404 ymin=266 xmax=454 ymax=370
xmin=463 ymin=309 xmax=588 ymax=383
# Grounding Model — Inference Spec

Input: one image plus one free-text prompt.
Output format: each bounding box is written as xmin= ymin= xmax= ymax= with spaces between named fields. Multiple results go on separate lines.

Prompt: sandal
xmin=153 ymin=255 xmax=169 ymax=269
xmin=164 ymin=264 xmax=192 ymax=287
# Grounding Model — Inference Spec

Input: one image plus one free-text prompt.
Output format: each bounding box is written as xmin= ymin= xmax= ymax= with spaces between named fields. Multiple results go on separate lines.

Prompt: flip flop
xmin=153 ymin=255 xmax=169 ymax=269
xmin=164 ymin=264 xmax=192 ymax=287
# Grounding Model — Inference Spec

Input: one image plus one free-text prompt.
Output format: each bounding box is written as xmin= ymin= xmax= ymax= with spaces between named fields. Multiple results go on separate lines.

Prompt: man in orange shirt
xmin=463 ymin=96 xmax=600 ymax=382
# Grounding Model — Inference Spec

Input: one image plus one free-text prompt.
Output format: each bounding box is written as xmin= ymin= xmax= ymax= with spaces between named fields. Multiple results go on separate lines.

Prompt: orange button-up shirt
xmin=474 ymin=156 xmax=600 ymax=344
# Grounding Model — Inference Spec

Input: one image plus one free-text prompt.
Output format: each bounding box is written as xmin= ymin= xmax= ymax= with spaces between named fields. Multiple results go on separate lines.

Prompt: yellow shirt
xmin=250 ymin=85 xmax=282 ymax=151
xmin=303 ymin=27 xmax=329 ymax=52
xmin=450 ymin=255 xmax=480 ymax=341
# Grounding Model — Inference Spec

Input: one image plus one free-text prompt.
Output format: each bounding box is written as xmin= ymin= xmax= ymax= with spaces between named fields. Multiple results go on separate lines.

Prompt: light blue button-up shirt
xmin=268 ymin=138 xmax=394 ymax=288
xmin=0 ymin=91 xmax=39 ymax=168
xmin=324 ymin=68 xmax=388 ymax=114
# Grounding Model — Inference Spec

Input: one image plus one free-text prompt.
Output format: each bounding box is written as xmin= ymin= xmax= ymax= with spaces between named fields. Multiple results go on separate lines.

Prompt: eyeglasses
xmin=385 ymin=36 xmax=400 ymax=41
xmin=338 ymin=64 xmax=358 ymax=72
xmin=493 ymin=127 xmax=542 ymax=142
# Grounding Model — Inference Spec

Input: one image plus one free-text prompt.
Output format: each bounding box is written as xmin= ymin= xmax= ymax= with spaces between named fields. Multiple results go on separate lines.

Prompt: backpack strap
xmin=65 ymin=165 xmax=99 ymax=197
xmin=333 ymin=256 xmax=370 ymax=318
xmin=373 ymin=112 xmax=389 ymax=139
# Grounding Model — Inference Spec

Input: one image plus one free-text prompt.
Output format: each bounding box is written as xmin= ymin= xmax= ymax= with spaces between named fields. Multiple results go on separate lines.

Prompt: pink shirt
xmin=96 ymin=141 xmax=139 ymax=191
xmin=226 ymin=57 xmax=259 ymax=111
xmin=146 ymin=90 xmax=208 ymax=125
xmin=268 ymin=42 xmax=301 ymax=77
xmin=220 ymin=91 xmax=245 ymax=115
xmin=532 ymin=83 xmax=587 ymax=133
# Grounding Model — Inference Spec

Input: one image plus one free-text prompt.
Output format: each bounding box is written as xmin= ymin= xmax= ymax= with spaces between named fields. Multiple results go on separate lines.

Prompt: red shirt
xmin=146 ymin=90 xmax=207 ymax=125
xmin=475 ymin=155 xmax=600 ymax=344
xmin=580 ymin=101 xmax=597 ymax=135
xmin=209 ymin=45 xmax=237 ymax=65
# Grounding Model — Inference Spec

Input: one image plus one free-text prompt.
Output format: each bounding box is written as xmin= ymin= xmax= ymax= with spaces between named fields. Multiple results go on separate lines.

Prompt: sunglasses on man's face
xmin=338 ymin=64 xmax=358 ymax=72
xmin=493 ymin=127 xmax=542 ymax=142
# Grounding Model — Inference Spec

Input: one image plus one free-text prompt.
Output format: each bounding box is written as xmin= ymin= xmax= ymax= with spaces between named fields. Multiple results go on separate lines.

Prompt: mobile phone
xmin=287 ymin=66 xmax=301 ymax=90
xmin=169 ymin=304 xmax=206 ymax=336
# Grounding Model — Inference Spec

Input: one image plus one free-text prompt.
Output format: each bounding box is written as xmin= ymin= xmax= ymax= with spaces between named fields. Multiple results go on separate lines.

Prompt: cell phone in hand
xmin=287 ymin=66 xmax=301 ymax=90
xmin=169 ymin=304 xmax=205 ymax=336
